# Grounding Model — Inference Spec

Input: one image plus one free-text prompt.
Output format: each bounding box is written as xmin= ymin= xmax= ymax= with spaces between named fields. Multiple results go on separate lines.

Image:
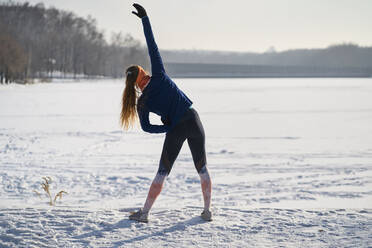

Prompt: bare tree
xmin=0 ymin=31 xmax=27 ymax=83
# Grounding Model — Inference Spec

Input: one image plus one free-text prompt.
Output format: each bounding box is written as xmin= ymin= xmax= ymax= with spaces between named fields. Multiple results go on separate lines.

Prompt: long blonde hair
xmin=120 ymin=65 xmax=140 ymax=130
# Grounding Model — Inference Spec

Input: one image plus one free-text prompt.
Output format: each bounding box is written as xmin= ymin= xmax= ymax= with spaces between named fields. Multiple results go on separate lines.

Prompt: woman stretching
xmin=120 ymin=3 xmax=212 ymax=223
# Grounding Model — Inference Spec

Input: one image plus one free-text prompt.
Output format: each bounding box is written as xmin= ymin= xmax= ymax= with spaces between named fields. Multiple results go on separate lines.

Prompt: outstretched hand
xmin=132 ymin=3 xmax=147 ymax=18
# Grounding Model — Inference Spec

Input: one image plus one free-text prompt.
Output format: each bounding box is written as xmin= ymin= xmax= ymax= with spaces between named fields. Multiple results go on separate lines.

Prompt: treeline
xmin=162 ymin=44 xmax=372 ymax=69
xmin=0 ymin=1 xmax=149 ymax=83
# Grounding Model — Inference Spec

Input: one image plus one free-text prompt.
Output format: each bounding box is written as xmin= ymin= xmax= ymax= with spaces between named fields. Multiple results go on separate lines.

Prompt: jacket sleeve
xmin=141 ymin=16 xmax=165 ymax=76
xmin=137 ymin=105 xmax=169 ymax=133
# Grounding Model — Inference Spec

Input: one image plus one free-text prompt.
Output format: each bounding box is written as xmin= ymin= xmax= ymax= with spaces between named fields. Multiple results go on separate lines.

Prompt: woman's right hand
xmin=132 ymin=3 xmax=147 ymax=18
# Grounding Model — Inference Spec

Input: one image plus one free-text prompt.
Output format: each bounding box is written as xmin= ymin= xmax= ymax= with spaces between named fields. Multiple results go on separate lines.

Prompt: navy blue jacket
xmin=137 ymin=16 xmax=192 ymax=133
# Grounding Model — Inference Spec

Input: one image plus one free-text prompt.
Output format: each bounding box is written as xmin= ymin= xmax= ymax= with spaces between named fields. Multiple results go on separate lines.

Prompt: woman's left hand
xmin=132 ymin=3 xmax=147 ymax=18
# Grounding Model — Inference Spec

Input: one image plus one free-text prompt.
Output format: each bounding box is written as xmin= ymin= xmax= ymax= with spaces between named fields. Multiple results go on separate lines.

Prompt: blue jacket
xmin=137 ymin=16 xmax=192 ymax=133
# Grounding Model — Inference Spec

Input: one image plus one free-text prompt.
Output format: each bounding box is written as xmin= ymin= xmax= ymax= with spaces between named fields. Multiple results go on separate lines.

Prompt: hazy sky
xmin=18 ymin=0 xmax=372 ymax=52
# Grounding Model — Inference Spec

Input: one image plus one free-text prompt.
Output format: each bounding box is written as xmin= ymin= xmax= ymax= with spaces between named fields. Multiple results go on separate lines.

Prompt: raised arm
xmin=132 ymin=3 xmax=165 ymax=76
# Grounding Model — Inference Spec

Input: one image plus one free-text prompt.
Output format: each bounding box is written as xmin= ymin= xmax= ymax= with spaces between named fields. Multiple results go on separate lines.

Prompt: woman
xmin=121 ymin=3 xmax=212 ymax=223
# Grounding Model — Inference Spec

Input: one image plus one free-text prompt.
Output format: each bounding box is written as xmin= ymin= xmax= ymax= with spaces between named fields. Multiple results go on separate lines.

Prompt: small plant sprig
xmin=54 ymin=190 xmax=68 ymax=204
xmin=34 ymin=177 xmax=67 ymax=206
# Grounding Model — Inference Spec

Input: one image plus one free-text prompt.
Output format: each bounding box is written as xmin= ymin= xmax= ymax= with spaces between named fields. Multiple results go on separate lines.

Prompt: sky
xmin=15 ymin=0 xmax=372 ymax=52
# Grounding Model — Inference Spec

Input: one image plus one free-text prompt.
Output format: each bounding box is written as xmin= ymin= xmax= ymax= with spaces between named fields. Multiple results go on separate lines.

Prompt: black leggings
xmin=158 ymin=108 xmax=207 ymax=175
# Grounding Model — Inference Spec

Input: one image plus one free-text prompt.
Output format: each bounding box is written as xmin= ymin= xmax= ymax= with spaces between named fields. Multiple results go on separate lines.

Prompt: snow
xmin=0 ymin=78 xmax=372 ymax=247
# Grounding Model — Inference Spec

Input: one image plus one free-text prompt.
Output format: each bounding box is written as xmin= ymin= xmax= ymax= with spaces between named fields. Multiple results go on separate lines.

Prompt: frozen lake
xmin=0 ymin=78 xmax=371 ymax=247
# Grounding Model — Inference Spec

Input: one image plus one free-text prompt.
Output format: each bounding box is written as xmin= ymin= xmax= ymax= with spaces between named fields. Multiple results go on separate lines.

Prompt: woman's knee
xmin=198 ymin=166 xmax=210 ymax=179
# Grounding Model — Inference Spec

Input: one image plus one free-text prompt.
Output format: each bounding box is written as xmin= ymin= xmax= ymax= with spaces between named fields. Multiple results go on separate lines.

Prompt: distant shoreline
xmin=170 ymin=74 xmax=372 ymax=78
xmin=8 ymin=75 xmax=371 ymax=85
xmin=165 ymin=63 xmax=372 ymax=79
xmin=3 ymin=72 xmax=371 ymax=85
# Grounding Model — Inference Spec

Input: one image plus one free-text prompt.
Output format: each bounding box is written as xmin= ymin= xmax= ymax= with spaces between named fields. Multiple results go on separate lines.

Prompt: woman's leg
xmin=187 ymin=109 xmax=212 ymax=212
xmin=142 ymin=172 xmax=167 ymax=213
xmin=142 ymin=124 xmax=187 ymax=213
xmin=198 ymin=166 xmax=212 ymax=211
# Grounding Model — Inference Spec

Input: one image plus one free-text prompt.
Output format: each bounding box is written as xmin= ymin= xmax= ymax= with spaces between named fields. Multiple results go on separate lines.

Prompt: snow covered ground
xmin=0 ymin=78 xmax=371 ymax=247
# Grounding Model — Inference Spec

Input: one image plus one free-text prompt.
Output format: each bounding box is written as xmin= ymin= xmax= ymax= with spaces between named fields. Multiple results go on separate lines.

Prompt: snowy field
xmin=0 ymin=78 xmax=371 ymax=247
